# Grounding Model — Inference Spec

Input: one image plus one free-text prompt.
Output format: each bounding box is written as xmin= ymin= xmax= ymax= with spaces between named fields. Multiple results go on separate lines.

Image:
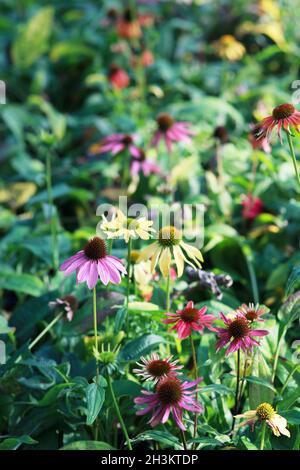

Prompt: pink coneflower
xmin=130 ymin=149 xmax=161 ymax=177
xmin=133 ymin=353 xmax=183 ymax=383
xmin=249 ymin=127 xmax=271 ymax=153
xmin=236 ymin=303 xmax=269 ymax=323
xmin=108 ymin=64 xmax=130 ymax=89
xmin=49 ymin=294 xmax=78 ymax=322
xmin=97 ymin=133 xmax=141 ymax=158
xmin=216 ymin=312 xmax=269 ymax=355
xmin=152 ymin=113 xmax=194 ymax=152
xmin=134 ymin=376 xmax=203 ymax=430
xmin=253 ymin=103 xmax=300 ymax=143
xmin=59 ymin=237 xmax=126 ymax=289
xmin=163 ymin=301 xmax=217 ymax=340
xmin=241 ymin=194 xmax=263 ymax=221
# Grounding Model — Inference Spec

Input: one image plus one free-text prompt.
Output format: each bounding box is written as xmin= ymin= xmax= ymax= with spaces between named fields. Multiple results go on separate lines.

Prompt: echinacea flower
xmin=213 ymin=34 xmax=246 ymax=62
xmin=138 ymin=225 xmax=203 ymax=278
xmin=249 ymin=127 xmax=271 ymax=153
xmin=163 ymin=301 xmax=217 ymax=339
xmin=130 ymin=150 xmax=161 ymax=177
xmin=253 ymin=103 xmax=300 ymax=143
xmin=116 ymin=8 xmax=142 ymax=40
xmin=235 ymin=402 xmax=290 ymax=438
xmin=216 ymin=312 xmax=269 ymax=355
xmin=49 ymin=294 xmax=78 ymax=322
xmin=236 ymin=303 xmax=269 ymax=323
xmin=134 ymin=376 xmax=203 ymax=430
xmin=133 ymin=353 xmax=183 ymax=383
xmin=241 ymin=194 xmax=263 ymax=222
xmin=100 ymin=209 xmax=155 ymax=243
xmin=152 ymin=113 xmax=194 ymax=152
xmin=95 ymin=133 xmax=141 ymax=158
xmin=59 ymin=237 xmax=126 ymax=289
xmin=108 ymin=64 xmax=130 ymax=89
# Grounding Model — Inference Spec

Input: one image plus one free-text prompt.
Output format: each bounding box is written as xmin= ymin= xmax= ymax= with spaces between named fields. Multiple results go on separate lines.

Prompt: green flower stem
xmin=180 ymin=429 xmax=187 ymax=450
xmin=231 ymin=348 xmax=241 ymax=432
xmin=28 ymin=311 xmax=64 ymax=351
xmin=190 ymin=335 xmax=199 ymax=443
xmin=271 ymin=325 xmax=287 ymax=383
xmin=280 ymin=364 xmax=300 ymax=395
xmin=125 ymin=238 xmax=132 ymax=330
xmin=166 ymin=272 xmax=171 ymax=311
xmin=286 ymin=131 xmax=300 ymax=188
xmin=107 ymin=375 xmax=133 ymax=450
xmin=46 ymin=150 xmax=59 ymax=269
xmin=93 ymin=286 xmax=99 ymax=384
xmin=260 ymin=421 xmax=267 ymax=450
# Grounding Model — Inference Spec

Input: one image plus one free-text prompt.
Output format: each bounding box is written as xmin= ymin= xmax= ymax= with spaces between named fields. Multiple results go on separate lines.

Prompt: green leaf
xmin=60 ymin=441 xmax=115 ymax=451
xmin=248 ymin=351 xmax=275 ymax=409
xmin=280 ymin=410 xmax=300 ymax=424
xmin=114 ymin=306 xmax=127 ymax=333
xmin=119 ymin=334 xmax=165 ymax=362
xmin=0 ymin=435 xmax=37 ymax=450
xmin=38 ymin=383 xmax=74 ymax=407
xmin=86 ymin=383 xmax=105 ymax=425
xmin=286 ymin=263 xmax=300 ymax=296
xmin=135 ymin=430 xmax=179 ymax=447
xmin=239 ymin=436 xmax=258 ymax=450
xmin=112 ymin=380 xmax=141 ymax=398
xmin=0 ymin=315 xmax=14 ymax=335
xmin=0 ymin=270 xmax=44 ymax=296
xmin=12 ymin=7 xmax=54 ymax=68
xmin=201 ymin=384 xmax=233 ymax=395
xmin=128 ymin=301 xmax=160 ymax=312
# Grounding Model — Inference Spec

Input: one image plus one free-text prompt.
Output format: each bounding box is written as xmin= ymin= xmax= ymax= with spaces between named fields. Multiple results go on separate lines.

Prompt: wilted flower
xmin=235 ymin=402 xmax=290 ymax=438
xmin=130 ymin=150 xmax=161 ymax=177
xmin=242 ymin=194 xmax=263 ymax=221
xmin=253 ymin=103 xmax=300 ymax=143
xmin=163 ymin=301 xmax=217 ymax=339
xmin=236 ymin=303 xmax=269 ymax=323
xmin=213 ymin=35 xmax=246 ymax=61
xmin=94 ymin=133 xmax=141 ymax=158
xmin=59 ymin=237 xmax=126 ymax=289
xmin=152 ymin=113 xmax=194 ymax=152
xmin=216 ymin=312 xmax=269 ymax=355
xmin=133 ymin=353 xmax=183 ymax=383
xmin=134 ymin=376 xmax=203 ymax=430
xmin=138 ymin=225 xmax=203 ymax=278
xmin=108 ymin=64 xmax=130 ymax=89
xmin=49 ymin=294 xmax=78 ymax=322
xmin=100 ymin=209 xmax=155 ymax=243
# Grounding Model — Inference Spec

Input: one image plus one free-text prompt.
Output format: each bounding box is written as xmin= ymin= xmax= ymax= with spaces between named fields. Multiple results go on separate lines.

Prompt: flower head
xmin=236 ymin=303 xmax=269 ymax=323
xmin=49 ymin=294 xmax=78 ymax=322
xmin=253 ymin=103 xmax=300 ymax=143
xmin=241 ymin=194 xmax=263 ymax=222
xmin=130 ymin=149 xmax=161 ymax=177
xmin=249 ymin=126 xmax=271 ymax=153
xmin=138 ymin=225 xmax=203 ymax=278
xmin=94 ymin=133 xmax=140 ymax=159
xmin=100 ymin=209 xmax=155 ymax=243
xmin=116 ymin=8 xmax=142 ymax=40
xmin=108 ymin=64 xmax=130 ymax=89
xmin=163 ymin=301 xmax=217 ymax=339
xmin=59 ymin=236 xmax=126 ymax=289
xmin=216 ymin=312 xmax=269 ymax=355
xmin=133 ymin=353 xmax=183 ymax=383
xmin=213 ymin=35 xmax=246 ymax=61
xmin=134 ymin=376 xmax=203 ymax=430
xmin=235 ymin=402 xmax=290 ymax=438
xmin=152 ymin=113 xmax=194 ymax=152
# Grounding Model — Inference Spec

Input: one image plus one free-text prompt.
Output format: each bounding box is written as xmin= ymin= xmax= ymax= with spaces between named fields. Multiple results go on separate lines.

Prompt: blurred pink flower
xmin=97 ymin=133 xmax=141 ymax=158
xmin=108 ymin=64 xmax=130 ymax=89
xmin=242 ymin=194 xmax=263 ymax=221
xmin=134 ymin=376 xmax=203 ymax=430
xmin=60 ymin=237 xmax=126 ymax=289
xmin=152 ymin=113 xmax=194 ymax=152
xmin=49 ymin=294 xmax=78 ymax=322
xmin=163 ymin=300 xmax=217 ymax=340
xmin=130 ymin=150 xmax=161 ymax=177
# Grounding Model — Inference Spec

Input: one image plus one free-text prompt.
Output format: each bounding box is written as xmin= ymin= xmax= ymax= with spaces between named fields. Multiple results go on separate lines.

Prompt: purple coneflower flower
xmin=163 ymin=301 xmax=217 ymax=340
xmin=130 ymin=150 xmax=161 ymax=177
xmin=97 ymin=133 xmax=141 ymax=158
xmin=236 ymin=303 xmax=269 ymax=323
xmin=49 ymin=294 xmax=79 ymax=322
xmin=134 ymin=376 xmax=203 ymax=430
xmin=59 ymin=237 xmax=126 ymax=289
xmin=152 ymin=113 xmax=194 ymax=152
xmin=133 ymin=353 xmax=183 ymax=383
xmin=216 ymin=312 xmax=269 ymax=355
xmin=254 ymin=103 xmax=300 ymax=143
